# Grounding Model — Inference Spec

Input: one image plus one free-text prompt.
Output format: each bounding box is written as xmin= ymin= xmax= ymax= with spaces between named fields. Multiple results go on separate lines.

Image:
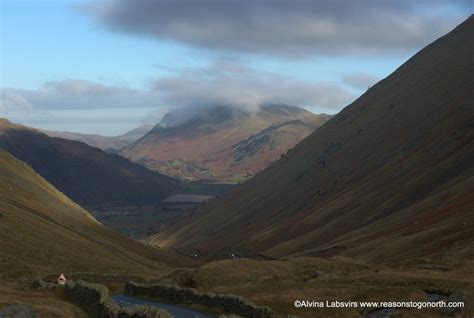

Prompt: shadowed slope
xmin=0 ymin=149 xmax=187 ymax=278
xmin=0 ymin=120 xmax=177 ymax=205
xmin=151 ymin=16 xmax=474 ymax=261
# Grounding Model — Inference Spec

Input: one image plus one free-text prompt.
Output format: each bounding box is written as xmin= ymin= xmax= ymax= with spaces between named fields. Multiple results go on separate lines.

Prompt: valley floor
xmin=88 ymin=182 xmax=236 ymax=238
xmin=2 ymin=256 xmax=470 ymax=318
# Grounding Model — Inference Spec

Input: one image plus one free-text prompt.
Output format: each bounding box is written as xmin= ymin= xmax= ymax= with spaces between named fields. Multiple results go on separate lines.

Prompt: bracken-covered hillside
xmin=0 ymin=149 xmax=187 ymax=278
xmin=152 ymin=16 xmax=474 ymax=261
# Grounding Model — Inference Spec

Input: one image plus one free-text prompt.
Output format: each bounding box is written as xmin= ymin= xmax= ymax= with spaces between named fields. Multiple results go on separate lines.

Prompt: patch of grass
xmin=177 ymin=182 xmax=236 ymax=196
xmin=0 ymin=284 xmax=87 ymax=318
xmin=0 ymin=149 xmax=191 ymax=280
xmin=159 ymin=257 xmax=474 ymax=318
xmin=88 ymin=204 xmax=189 ymax=238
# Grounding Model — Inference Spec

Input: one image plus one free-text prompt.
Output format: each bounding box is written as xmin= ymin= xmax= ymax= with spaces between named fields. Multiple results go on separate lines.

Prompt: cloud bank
xmin=79 ymin=0 xmax=470 ymax=57
xmin=1 ymin=61 xmax=356 ymax=125
xmin=154 ymin=60 xmax=354 ymax=112
xmin=1 ymin=80 xmax=160 ymax=111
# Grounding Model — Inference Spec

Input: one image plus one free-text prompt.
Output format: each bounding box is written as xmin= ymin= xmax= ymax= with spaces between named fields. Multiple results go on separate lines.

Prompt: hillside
xmin=0 ymin=149 xmax=186 ymax=279
xmin=42 ymin=124 xmax=154 ymax=152
xmin=120 ymin=104 xmax=331 ymax=182
xmin=0 ymin=119 xmax=177 ymax=205
xmin=151 ymin=16 xmax=474 ymax=261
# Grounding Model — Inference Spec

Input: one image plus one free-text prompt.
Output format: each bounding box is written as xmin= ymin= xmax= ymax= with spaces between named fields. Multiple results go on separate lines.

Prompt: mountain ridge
xmin=41 ymin=124 xmax=154 ymax=152
xmin=120 ymin=104 xmax=332 ymax=182
xmin=150 ymin=15 xmax=474 ymax=260
xmin=0 ymin=148 xmax=187 ymax=278
xmin=0 ymin=119 xmax=178 ymax=205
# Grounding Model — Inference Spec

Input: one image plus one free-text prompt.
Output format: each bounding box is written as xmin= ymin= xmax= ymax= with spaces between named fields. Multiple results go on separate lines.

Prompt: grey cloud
xmin=1 ymin=80 xmax=161 ymax=111
xmin=343 ymin=73 xmax=379 ymax=89
xmin=0 ymin=80 xmax=164 ymax=132
xmin=42 ymin=79 xmax=122 ymax=96
xmin=0 ymin=90 xmax=52 ymax=121
xmin=153 ymin=60 xmax=355 ymax=112
xmin=1 ymin=65 xmax=355 ymax=129
xmin=0 ymin=91 xmax=34 ymax=112
xmin=78 ymin=0 xmax=470 ymax=57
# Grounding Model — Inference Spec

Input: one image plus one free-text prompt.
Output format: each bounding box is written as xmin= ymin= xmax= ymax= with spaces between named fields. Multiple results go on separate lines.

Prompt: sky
xmin=0 ymin=0 xmax=471 ymax=135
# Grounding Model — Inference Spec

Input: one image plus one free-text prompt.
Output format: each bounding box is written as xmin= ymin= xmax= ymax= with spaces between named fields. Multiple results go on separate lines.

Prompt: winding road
xmin=112 ymin=294 xmax=215 ymax=318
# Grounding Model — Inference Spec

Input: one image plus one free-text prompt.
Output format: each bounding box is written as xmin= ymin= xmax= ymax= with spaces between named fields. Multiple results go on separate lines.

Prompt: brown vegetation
xmin=0 ymin=149 xmax=189 ymax=279
xmin=151 ymin=16 xmax=474 ymax=261
xmin=120 ymin=104 xmax=331 ymax=182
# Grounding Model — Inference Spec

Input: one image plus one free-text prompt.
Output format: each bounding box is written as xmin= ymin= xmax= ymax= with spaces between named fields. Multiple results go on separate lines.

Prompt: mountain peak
xmin=151 ymin=16 xmax=474 ymax=260
xmin=157 ymin=105 xmax=249 ymax=129
xmin=258 ymin=104 xmax=313 ymax=117
xmin=121 ymin=104 xmax=330 ymax=181
xmin=156 ymin=104 xmax=315 ymax=130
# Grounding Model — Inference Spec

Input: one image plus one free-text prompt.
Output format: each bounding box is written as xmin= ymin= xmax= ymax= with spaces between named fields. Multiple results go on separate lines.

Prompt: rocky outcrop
xmin=64 ymin=280 xmax=173 ymax=318
xmin=125 ymin=282 xmax=275 ymax=318
xmin=31 ymin=277 xmax=57 ymax=290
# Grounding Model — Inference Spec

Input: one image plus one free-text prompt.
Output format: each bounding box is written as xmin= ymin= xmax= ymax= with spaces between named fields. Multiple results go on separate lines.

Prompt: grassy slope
xmin=0 ymin=149 xmax=188 ymax=279
xmin=229 ymin=115 xmax=332 ymax=179
xmin=0 ymin=119 xmax=177 ymax=205
xmin=160 ymin=257 xmax=474 ymax=317
xmin=0 ymin=285 xmax=87 ymax=317
xmin=151 ymin=16 xmax=474 ymax=260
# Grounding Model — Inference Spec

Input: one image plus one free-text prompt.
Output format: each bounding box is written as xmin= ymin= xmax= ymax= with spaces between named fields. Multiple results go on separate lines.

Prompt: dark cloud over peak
xmin=79 ymin=0 xmax=470 ymax=58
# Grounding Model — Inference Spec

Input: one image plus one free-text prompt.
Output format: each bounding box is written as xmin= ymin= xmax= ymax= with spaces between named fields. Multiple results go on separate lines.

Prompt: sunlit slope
xmin=120 ymin=104 xmax=331 ymax=182
xmin=0 ymin=149 xmax=185 ymax=278
xmin=152 ymin=16 xmax=474 ymax=260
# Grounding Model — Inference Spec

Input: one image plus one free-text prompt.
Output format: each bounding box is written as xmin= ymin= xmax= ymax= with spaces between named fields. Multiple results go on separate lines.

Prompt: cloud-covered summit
xmin=1 ymin=61 xmax=355 ymax=131
xmin=3 ymin=1 xmax=470 ymax=134
xmin=153 ymin=60 xmax=354 ymax=112
xmin=79 ymin=0 xmax=470 ymax=57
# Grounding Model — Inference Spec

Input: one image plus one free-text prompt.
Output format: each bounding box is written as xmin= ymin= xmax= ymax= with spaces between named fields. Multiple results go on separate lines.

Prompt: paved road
xmin=112 ymin=294 xmax=215 ymax=318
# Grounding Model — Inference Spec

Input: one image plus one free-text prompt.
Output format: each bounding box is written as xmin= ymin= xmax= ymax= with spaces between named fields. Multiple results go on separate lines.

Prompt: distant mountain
xmin=151 ymin=16 xmax=474 ymax=261
xmin=0 ymin=119 xmax=177 ymax=205
xmin=42 ymin=124 xmax=154 ymax=152
xmin=120 ymin=104 xmax=331 ymax=182
xmin=0 ymin=149 xmax=186 ymax=278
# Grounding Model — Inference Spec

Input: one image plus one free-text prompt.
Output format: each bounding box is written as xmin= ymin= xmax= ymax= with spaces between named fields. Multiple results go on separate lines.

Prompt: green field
xmin=176 ymin=182 xmax=236 ymax=196
xmin=85 ymin=182 xmax=236 ymax=238
xmin=88 ymin=204 xmax=192 ymax=238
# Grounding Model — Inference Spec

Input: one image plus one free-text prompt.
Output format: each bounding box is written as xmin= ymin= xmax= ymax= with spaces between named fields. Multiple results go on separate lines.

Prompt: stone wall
xmin=42 ymin=272 xmax=146 ymax=285
xmin=125 ymin=282 xmax=275 ymax=318
xmin=31 ymin=277 xmax=56 ymax=290
xmin=64 ymin=280 xmax=173 ymax=318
